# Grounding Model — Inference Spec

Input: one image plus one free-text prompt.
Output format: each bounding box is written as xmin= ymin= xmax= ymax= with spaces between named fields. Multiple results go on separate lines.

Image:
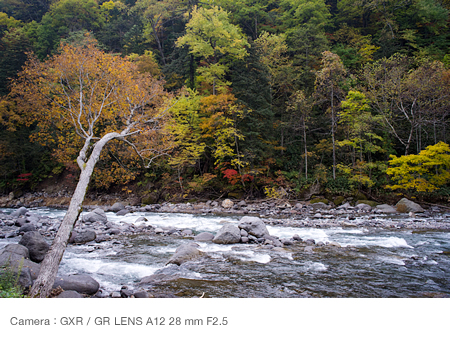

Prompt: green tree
xmin=176 ymin=5 xmax=250 ymax=95
xmin=314 ymin=51 xmax=347 ymax=180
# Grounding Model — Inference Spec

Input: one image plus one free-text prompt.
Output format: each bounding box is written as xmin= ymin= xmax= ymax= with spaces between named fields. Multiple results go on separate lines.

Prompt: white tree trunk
xmin=29 ymin=132 xmax=120 ymax=298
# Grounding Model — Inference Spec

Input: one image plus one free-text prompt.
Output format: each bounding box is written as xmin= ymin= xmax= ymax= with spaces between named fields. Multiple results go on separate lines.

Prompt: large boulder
xmin=212 ymin=224 xmax=241 ymax=244
xmin=53 ymin=274 xmax=100 ymax=295
xmin=238 ymin=216 xmax=270 ymax=238
xmin=0 ymin=248 xmax=35 ymax=290
xmin=82 ymin=208 xmax=107 ymax=223
xmin=18 ymin=231 xmax=49 ymax=263
xmin=396 ymin=198 xmax=425 ymax=213
xmin=1 ymin=243 xmax=29 ymax=259
xmin=69 ymin=230 xmax=97 ymax=244
xmin=0 ymin=244 xmax=40 ymax=280
xmin=166 ymin=243 xmax=203 ymax=266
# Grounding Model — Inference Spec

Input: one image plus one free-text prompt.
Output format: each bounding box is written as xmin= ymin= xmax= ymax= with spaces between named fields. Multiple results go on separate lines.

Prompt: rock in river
xmin=18 ymin=231 xmax=49 ymax=263
xmin=82 ymin=208 xmax=107 ymax=223
xmin=213 ymin=224 xmax=241 ymax=244
xmin=166 ymin=243 xmax=203 ymax=266
xmin=53 ymin=274 xmax=100 ymax=295
xmin=238 ymin=216 xmax=270 ymax=238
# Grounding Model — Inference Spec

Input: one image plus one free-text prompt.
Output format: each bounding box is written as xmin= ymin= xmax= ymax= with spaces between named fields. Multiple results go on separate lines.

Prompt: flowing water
xmin=2 ymin=208 xmax=450 ymax=298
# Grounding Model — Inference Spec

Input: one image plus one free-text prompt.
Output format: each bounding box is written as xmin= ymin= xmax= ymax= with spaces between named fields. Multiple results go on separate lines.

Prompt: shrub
xmin=0 ymin=263 xmax=25 ymax=298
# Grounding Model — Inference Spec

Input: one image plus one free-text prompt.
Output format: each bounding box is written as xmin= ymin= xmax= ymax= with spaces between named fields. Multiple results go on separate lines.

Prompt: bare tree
xmin=10 ymin=39 xmax=173 ymax=298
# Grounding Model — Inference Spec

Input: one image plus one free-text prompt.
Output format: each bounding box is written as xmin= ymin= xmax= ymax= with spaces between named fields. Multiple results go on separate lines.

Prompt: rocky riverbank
xmin=1 ymin=196 xmax=450 ymax=298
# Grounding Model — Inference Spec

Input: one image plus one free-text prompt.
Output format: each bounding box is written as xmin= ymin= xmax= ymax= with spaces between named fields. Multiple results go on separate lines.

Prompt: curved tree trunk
xmin=29 ymin=132 xmax=120 ymax=298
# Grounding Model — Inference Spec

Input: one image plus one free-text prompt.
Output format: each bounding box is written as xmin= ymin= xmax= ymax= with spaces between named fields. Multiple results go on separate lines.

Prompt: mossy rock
xmin=356 ymin=200 xmax=379 ymax=208
xmin=142 ymin=193 xmax=158 ymax=205
xmin=354 ymin=192 xmax=367 ymax=201
xmin=310 ymin=197 xmax=329 ymax=204
xmin=333 ymin=196 xmax=345 ymax=206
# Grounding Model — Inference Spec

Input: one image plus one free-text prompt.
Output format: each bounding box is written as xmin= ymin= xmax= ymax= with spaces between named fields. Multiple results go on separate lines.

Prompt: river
xmin=1 ymin=207 xmax=450 ymax=298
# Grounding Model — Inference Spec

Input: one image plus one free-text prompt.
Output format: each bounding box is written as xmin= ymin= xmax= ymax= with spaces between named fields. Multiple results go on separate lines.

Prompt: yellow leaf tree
xmin=386 ymin=142 xmax=450 ymax=192
xmin=9 ymin=38 xmax=172 ymax=297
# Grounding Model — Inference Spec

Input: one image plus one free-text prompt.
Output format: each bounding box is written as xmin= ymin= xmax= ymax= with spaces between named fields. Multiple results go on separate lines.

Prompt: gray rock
xmin=166 ymin=243 xmax=203 ymax=266
xmin=337 ymin=202 xmax=352 ymax=209
xmin=1 ymin=244 xmax=29 ymax=259
xmin=53 ymin=274 xmax=100 ymax=295
xmin=263 ymin=234 xmax=283 ymax=247
xmin=69 ymin=230 xmax=97 ymax=244
xmin=238 ymin=216 xmax=270 ymax=238
xmin=310 ymin=202 xmax=330 ymax=210
xmin=355 ymin=203 xmax=372 ymax=212
xmin=237 ymin=200 xmax=247 ymax=207
xmin=396 ymin=198 xmax=425 ymax=213
xmin=11 ymin=207 xmax=28 ymax=217
xmin=241 ymin=236 xmax=249 ymax=243
xmin=110 ymin=291 xmax=121 ymax=298
xmin=194 ymin=232 xmax=215 ymax=242
xmin=181 ymin=229 xmax=193 ymax=237
xmin=292 ymin=234 xmax=302 ymax=241
xmin=116 ymin=209 xmax=130 ymax=216
xmin=120 ymin=286 xmax=134 ymax=298
xmin=0 ymin=251 xmax=33 ymax=290
xmin=82 ymin=208 xmax=107 ymax=223
xmin=281 ymin=239 xmax=293 ymax=246
xmin=18 ymin=231 xmax=49 ymax=263
xmin=133 ymin=290 xmax=150 ymax=298
xmin=110 ymin=202 xmax=125 ymax=212
xmin=212 ymin=224 xmax=241 ymax=244
xmin=57 ymin=290 xmax=83 ymax=298
xmin=15 ymin=218 xmax=27 ymax=227
xmin=376 ymin=204 xmax=398 ymax=214
xmin=19 ymin=223 xmax=37 ymax=233
xmin=135 ymin=216 xmax=148 ymax=223
xmin=240 ymin=229 xmax=248 ymax=237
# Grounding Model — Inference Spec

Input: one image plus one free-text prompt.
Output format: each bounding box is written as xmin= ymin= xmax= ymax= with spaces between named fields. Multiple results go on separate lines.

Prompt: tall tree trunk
xmin=29 ymin=132 xmax=120 ymax=298
xmin=303 ymin=116 xmax=308 ymax=180
xmin=331 ymin=85 xmax=336 ymax=180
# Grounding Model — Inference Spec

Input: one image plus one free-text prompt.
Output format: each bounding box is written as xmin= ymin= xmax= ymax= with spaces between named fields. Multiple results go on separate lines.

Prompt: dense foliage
xmin=2 ymin=0 xmax=450 ymax=201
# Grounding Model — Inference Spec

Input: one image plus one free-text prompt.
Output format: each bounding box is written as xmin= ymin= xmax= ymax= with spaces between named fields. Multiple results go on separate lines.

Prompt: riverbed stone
xmin=376 ymin=204 xmax=398 ymax=214
xmin=0 ymin=250 xmax=35 ymax=289
xmin=238 ymin=216 xmax=270 ymax=238
xmin=69 ymin=230 xmax=97 ymax=244
xmin=166 ymin=243 xmax=203 ymax=265
xmin=57 ymin=290 xmax=83 ymax=298
xmin=11 ymin=207 xmax=28 ymax=217
xmin=1 ymin=243 xmax=29 ymax=259
xmin=19 ymin=223 xmax=37 ymax=233
xmin=213 ymin=224 xmax=241 ymax=244
xmin=194 ymin=232 xmax=214 ymax=242
xmin=222 ymin=199 xmax=234 ymax=209
xmin=82 ymin=208 xmax=107 ymax=223
xmin=53 ymin=274 xmax=100 ymax=295
xmin=396 ymin=198 xmax=425 ymax=213
xmin=18 ymin=231 xmax=49 ymax=263
xmin=110 ymin=202 xmax=125 ymax=212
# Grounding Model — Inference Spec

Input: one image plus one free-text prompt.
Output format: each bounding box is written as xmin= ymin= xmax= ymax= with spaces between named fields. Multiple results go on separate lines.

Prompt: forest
xmin=2 ymin=0 xmax=450 ymax=203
